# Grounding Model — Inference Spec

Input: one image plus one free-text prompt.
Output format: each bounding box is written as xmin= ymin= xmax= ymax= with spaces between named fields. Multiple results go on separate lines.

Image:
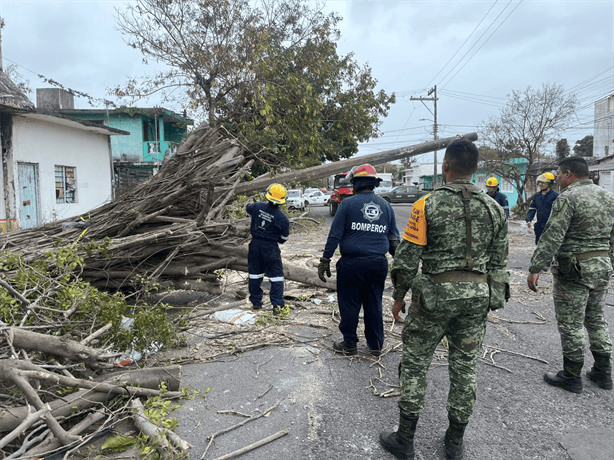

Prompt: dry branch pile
xmin=0 ymin=125 xmax=329 ymax=458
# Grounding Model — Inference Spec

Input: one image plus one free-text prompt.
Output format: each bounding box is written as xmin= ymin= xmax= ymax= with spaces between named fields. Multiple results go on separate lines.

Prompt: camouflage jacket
xmin=529 ymin=180 xmax=614 ymax=274
xmin=391 ymin=180 xmax=509 ymax=301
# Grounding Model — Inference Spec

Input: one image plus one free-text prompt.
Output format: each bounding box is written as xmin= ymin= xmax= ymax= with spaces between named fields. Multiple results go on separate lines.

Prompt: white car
xmin=286 ymin=189 xmax=309 ymax=210
xmin=306 ymin=190 xmax=330 ymax=206
xmin=304 ymin=188 xmax=320 ymax=195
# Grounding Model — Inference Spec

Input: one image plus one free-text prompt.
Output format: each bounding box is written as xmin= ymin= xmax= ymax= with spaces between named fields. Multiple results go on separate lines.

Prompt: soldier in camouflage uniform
xmin=379 ymin=138 xmax=509 ymax=460
xmin=528 ymin=157 xmax=613 ymax=394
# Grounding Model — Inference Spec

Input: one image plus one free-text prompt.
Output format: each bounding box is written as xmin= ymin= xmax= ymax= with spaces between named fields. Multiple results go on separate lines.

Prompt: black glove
xmin=388 ymin=234 xmax=400 ymax=257
xmin=318 ymin=257 xmax=332 ymax=282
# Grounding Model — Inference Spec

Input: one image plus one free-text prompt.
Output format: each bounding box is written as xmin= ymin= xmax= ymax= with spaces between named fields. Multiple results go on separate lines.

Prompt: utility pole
xmin=411 ymin=86 xmax=439 ymax=188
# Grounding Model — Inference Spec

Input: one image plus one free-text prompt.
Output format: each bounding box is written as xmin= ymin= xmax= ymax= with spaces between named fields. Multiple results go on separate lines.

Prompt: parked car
xmin=379 ymin=185 xmax=428 ymax=204
xmin=305 ymin=190 xmax=330 ymax=206
xmin=286 ymin=189 xmax=309 ymax=210
xmin=304 ymin=188 xmax=320 ymax=196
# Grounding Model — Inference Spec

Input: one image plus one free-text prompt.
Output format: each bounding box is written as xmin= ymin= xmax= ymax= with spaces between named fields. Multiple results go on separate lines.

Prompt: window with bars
xmin=55 ymin=165 xmax=77 ymax=204
xmin=501 ymin=179 xmax=513 ymax=193
xmin=476 ymin=174 xmax=486 ymax=189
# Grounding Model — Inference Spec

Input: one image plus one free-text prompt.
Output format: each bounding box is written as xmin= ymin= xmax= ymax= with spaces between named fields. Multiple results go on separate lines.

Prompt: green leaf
xmin=102 ymin=435 xmax=136 ymax=453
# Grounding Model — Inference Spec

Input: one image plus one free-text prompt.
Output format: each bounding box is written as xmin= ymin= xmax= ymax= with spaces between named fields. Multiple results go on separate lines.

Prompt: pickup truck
xmin=305 ymin=190 xmax=330 ymax=206
xmin=379 ymin=185 xmax=428 ymax=204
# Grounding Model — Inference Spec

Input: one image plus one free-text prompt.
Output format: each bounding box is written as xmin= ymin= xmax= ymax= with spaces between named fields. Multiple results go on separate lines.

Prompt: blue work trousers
xmin=336 ymin=255 xmax=388 ymax=350
xmin=248 ymin=238 xmax=284 ymax=307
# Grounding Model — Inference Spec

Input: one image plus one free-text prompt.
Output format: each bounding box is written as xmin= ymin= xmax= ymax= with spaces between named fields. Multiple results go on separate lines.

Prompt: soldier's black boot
xmin=444 ymin=414 xmax=468 ymax=460
xmin=544 ymin=357 xmax=583 ymax=394
xmin=587 ymin=351 xmax=613 ymax=390
xmin=379 ymin=412 xmax=418 ymax=459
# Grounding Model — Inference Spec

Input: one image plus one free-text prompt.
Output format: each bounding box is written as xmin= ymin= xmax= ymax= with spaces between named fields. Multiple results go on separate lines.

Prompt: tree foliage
xmin=479 ymin=83 xmax=577 ymax=204
xmin=573 ymin=135 xmax=593 ymax=157
xmin=113 ymin=0 xmax=395 ymax=174
xmin=556 ymin=138 xmax=570 ymax=161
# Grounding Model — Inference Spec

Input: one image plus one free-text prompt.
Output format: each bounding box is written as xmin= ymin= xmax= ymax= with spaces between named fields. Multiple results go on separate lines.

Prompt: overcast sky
xmin=1 ymin=0 xmax=612 ymax=162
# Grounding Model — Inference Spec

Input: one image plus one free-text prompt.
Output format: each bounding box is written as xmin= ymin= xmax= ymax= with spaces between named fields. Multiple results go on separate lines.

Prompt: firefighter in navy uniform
xmin=246 ymin=183 xmax=290 ymax=314
xmin=485 ymin=177 xmax=509 ymax=218
xmin=318 ymin=164 xmax=400 ymax=355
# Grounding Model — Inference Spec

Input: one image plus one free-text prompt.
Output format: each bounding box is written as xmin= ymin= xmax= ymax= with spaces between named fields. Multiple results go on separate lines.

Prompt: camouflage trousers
xmin=399 ymin=294 xmax=489 ymax=424
xmin=552 ymin=270 xmax=613 ymax=362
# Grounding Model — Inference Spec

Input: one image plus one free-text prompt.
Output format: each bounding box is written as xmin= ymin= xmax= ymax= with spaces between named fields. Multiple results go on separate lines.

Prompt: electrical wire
xmin=440 ymin=0 xmax=524 ymax=89
xmin=422 ymin=0 xmax=500 ymax=91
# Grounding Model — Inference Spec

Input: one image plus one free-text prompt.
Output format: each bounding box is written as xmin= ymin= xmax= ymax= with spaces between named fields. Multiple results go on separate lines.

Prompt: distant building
xmin=0 ymin=77 xmax=128 ymax=230
xmin=36 ymin=88 xmax=193 ymax=193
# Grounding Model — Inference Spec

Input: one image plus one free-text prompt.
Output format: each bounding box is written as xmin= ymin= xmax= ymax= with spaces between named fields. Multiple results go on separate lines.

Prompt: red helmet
xmin=349 ymin=164 xmax=382 ymax=184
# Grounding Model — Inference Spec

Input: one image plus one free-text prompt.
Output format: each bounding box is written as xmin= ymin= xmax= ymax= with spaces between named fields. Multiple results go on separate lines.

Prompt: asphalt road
xmin=170 ymin=207 xmax=614 ymax=460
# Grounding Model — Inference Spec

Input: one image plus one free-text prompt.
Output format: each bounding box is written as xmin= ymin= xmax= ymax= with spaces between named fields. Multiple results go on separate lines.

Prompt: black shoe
xmin=369 ymin=347 xmax=382 ymax=357
xmin=252 ymin=304 xmax=262 ymax=310
xmin=379 ymin=432 xmax=414 ymax=459
xmin=544 ymin=370 xmax=583 ymax=394
xmin=272 ymin=305 xmax=284 ymax=316
xmin=333 ymin=340 xmax=357 ymax=356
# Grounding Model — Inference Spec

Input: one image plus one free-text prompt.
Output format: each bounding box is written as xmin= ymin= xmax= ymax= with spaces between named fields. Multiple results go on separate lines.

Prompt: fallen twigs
xmin=201 ymin=399 xmax=283 ymax=459
xmin=215 ymin=428 xmax=290 ymax=460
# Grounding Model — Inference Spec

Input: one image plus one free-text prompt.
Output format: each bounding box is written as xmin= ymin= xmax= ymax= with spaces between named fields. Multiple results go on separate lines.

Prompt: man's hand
xmin=318 ymin=257 xmax=332 ymax=282
xmin=526 ymin=221 xmax=532 ymax=228
xmin=392 ymin=299 xmax=406 ymax=323
xmin=527 ymin=272 xmax=539 ymax=292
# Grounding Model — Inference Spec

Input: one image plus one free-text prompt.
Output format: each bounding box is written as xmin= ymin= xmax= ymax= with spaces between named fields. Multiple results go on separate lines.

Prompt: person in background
xmin=525 ymin=172 xmax=559 ymax=244
xmin=318 ymin=164 xmax=400 ymax=356
xmin=485 ymin=177 xmax=509 ymax=218
xmin=381 ymin=139 xmax=509 ymax=460
xmin=246 ymin=183 xmax=290 ymax=315
xmin=528 ymin=157 xmax=613 ymax=394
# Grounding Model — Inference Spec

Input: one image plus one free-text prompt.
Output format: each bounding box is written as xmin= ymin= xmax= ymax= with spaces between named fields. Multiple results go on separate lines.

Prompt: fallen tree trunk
xmin=0 ymin=364 xmax=182 ymax=433
xmin=8 ymin=327 xmax=113 ymax=370
xmin=209 ymin=243 xmax=336 ymax=290
xmin=234 ymin=133 xmax=478 ymax=195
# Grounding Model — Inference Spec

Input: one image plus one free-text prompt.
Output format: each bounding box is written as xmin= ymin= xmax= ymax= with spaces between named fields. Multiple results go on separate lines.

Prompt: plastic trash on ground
xmin=310 ymin=298 xmax=322 ymax=305
xmin=115 ymin=316 xmax=162 ymax=366
xmin=327 ymin=295 xmax=336 ymax=302
xmin=213 ymin=309 xmax=256 ymax=325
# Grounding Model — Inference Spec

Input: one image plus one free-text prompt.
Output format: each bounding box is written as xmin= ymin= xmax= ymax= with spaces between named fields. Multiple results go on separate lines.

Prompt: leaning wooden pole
xmin=234 ymin=133 xmax=478 ymax=195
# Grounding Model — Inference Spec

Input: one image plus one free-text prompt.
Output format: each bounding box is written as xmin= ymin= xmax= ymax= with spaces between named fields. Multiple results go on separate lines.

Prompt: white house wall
xmin=11 ymin=115 xmax=113 ymax=224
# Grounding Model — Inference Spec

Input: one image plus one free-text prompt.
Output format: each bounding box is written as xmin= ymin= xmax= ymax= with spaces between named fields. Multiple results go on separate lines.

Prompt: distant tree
xmin=113 ymin=0 xmax=395 ymax=174
xmin=480 ymin=83 xmax=577 ymax=206
xmin=4 ymin=63 xmax=32 ymax=98
xmin=573 ymin=135 xmax=593 ymax=157
xmin=556 ymin=138 xmax=571 ymax=161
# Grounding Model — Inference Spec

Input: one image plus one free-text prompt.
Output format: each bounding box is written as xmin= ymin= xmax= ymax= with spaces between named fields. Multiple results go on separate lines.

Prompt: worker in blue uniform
xmin=525 ymin=172 xmax=559 ymax=244
xmin=246 ymin=183 xmax=290 ymax=314
xmin=485 ymin=177 xmax=510 ymax=218
xmin=318 ymin=164 xmax=400 ymax=356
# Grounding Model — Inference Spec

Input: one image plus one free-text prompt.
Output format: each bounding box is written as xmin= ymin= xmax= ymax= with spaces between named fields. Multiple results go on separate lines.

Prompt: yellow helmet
xmin=537 ymin=172 xmax=555 ymax=184
xmin=486 ymin=177 xmax=498 ymax=187
xmin=265 ymin=183 xmax=287 ymax=204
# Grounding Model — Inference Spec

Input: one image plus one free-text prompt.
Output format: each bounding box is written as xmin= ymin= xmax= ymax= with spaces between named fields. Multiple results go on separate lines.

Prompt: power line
xmin=440 ymin=0 xmax=524 ymax=89
xmin=422 ymin=0 xmax=500 ymax=91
